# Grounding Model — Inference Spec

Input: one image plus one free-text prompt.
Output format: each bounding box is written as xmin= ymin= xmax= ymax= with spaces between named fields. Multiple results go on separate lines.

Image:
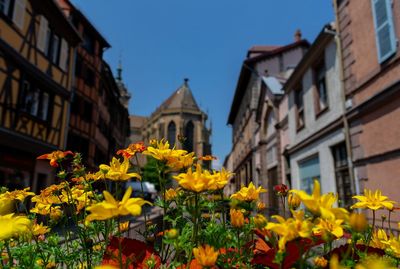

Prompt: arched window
xmin=167 ymin=121 xmax=176 ymax=146
xmin=184 ymin=121 xmax=194 ymax=152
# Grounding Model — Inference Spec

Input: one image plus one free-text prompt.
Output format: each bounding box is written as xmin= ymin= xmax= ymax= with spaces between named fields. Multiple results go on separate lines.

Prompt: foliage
xmin=0 ymin=140 xmax=399 ymax=269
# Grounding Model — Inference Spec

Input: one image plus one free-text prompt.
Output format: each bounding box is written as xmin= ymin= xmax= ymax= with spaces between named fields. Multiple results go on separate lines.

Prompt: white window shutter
xmin=37 ymin=15 xmax=48 ymax=52
xmin=12 ymin=0 xmax=26 ymax=30
xmin=371 ymin=0 xmax=397 ymax=63
xmin=59 ymin=38 xmax=69 ymax=71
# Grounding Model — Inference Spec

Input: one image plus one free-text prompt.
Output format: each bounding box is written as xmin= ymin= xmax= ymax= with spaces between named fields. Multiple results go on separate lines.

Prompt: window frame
xmin=313 ymin=58 xmax=329 ymax=117
xmin=294 ymin=84 xmax=305 ymax=131
xmin=19 ymin=77 xmax=53 ymax=122
xmin=371 ymin=0 xmax=397 ymax=63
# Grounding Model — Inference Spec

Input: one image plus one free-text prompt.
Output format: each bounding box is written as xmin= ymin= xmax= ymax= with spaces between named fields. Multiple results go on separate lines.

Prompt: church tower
xmin=115 ymin=61 xmax=131 ymax=109
xmin=137 ymin=79 xmax=212 ymax=165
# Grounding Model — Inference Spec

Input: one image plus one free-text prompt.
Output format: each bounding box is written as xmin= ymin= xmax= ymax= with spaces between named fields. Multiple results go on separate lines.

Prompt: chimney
xmin=294 ymin=29 xmax=302 ymax=42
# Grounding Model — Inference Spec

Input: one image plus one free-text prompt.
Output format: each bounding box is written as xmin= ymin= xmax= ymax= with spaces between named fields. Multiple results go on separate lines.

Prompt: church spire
xmin=116 ymin=58 xmax=123 ymax=81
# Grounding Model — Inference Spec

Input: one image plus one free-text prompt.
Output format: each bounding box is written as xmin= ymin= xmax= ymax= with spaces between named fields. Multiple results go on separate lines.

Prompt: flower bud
xmin=314 ymin=256 xmax=328 ymax=268
xmin=349 ymin=212 xmax=368 ymax=233
xmin=288 ymin=193 xmax=301 ymax=210
xmin=257 ymin=202 xmax=266 ymax=211
xmin=165 ymin=228 xmax=179 ymax=239
xmin=253 ymin=214 xmax=268 ymax=229
xmin=230 ymin=209 xmax=244 ymax=228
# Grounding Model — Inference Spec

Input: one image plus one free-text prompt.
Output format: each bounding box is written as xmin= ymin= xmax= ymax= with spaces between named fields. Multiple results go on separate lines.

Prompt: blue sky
xmin=71 ymin=0 xmax=334 ymax=167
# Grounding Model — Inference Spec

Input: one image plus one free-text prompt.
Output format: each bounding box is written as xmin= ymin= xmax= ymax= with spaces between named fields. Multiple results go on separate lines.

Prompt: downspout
xmin=332 ymin=0 xmax=359 ymax=196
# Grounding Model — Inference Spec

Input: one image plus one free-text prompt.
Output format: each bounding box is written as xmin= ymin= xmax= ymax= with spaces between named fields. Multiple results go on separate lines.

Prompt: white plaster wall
xmin=290 ymin=129 xmax=344 ymax=194
xmin=288 ymin=40 xmax=344 ymax=146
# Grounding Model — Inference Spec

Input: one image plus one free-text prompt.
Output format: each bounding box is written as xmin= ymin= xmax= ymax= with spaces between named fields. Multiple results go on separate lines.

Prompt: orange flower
xmin=198 ymin=155 xmax=217 ymax=161
xmin=37 ymin=150 xmax=74 ymax=167
xmin=230 ymin=209 xmax=245 ymax=228
xmin=116 ymin=142 xmax=146 ymax=158
xmin=193 ymin=245 xmax=219 ymax=267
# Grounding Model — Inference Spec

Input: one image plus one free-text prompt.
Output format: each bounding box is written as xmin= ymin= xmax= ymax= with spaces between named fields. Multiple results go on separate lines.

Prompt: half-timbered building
xmin=0 ymin=0 xmax=80 ymax=191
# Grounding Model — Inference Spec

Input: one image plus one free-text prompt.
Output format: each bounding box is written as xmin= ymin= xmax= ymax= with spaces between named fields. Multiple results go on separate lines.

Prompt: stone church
xmin=130 ymin=79 xmax=212 ymax=166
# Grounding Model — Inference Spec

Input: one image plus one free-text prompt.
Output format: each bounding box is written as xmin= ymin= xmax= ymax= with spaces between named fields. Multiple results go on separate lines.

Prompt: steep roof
xmin=227 ymin=40 xmax=310 ymax=125
xmin=153 ymin=79 xmax=200 ymax=115
xmin=129 ymin=115 xmax=147 ymax=129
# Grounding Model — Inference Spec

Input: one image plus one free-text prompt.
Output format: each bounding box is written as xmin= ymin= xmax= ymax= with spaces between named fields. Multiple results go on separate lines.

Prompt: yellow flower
xmin=313 ymin=216 xmax=344 ymax=239
xmin=32 ymin=223 xmax=50 ymax=236
xmin=329 ymin=254 xmax=349 ymax=269
xmin=351 ymin=189 xmax=396 ymax=211
xmin=99 ymin=157 xmax=141 ymax=181
xmin=257 ymin=201 xmax=266 ymax=211
xmin=46 ymin=261 xmax=56 ymax=269
xmin=166 ymin=152 xmax=195 ymax=170
xmin=349 ymin=212 xmax=368 ymax=233
xmin=86 ymin=187 xmax=151 ymax=222
xmin=230 ymin=209 xmax=245 ymax=228
xmin=173 ymin=164 xmax=213 ymax=193
xmin=288 ymin=193 xmax=301 ymax=210
xmin=0 ymin=187 xmax=35 ymax=202
xmin=0 ymin=214 xmax=31 ymax=240
xmin=143 ymin=139 xmax=187 ymax=162
xmin=314 ymin=256 xmax=328 ymax=267
xmin=230 ymin=182 xmax=266 ymax=202
xmin=0 ymin=197 xmax=14 ymax=215
xmin=92 ymin=244 xmax=102 ymax=252
xmin=291 ymin=180 xmax=348 ymax=220
xmin=165 ymin=188 xmax=180 ymax=201
xmin=370 ymin=229 xmax=388 ymax=249
xmin=253 ymin=214 xmax=267 ymax=229
xmin=119 ymin=221 xmax=130 ymax=232
xmin=266 ymin=210 xmax=312 ymax=252
xmin=193 ymin=245 xmax=219 ymax=267
xmin=355 ymin=256 xmax=397 ymax=269
xmin=208 ymin=167 xmax=234 ymax=190
xmin=385 ymin=234 xmax=400 ymax=258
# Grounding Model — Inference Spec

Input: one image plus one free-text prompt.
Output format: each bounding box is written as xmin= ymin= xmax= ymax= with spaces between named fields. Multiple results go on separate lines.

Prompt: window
xmin=299 ymin=156 xmax=320 ymax=194
xmin=294 ymin=85 xmax=304 ymax=130
xmin=12 ymin=0 xmax=25 ymax=29
xmin=37 ymin=16 xmax=61 ymax=65
xmin=167 ymin=121 xmax=176 ymax=146
xmin=371 ymin=0 xmax=397 ymax=63
xmin=0 ymin=0 xmax=11 ymax=16
xmin=50 ymin=35 xmax=60 ymax=64
xmin=75 ymin=55 xmax=83 ymax=77
xmin=86 ymin=68 xmax=95 ymax=87
xmin=184 ymin=121 xmax=194 ymax=152
xmin=83 ymin=100 xmax=92 ymax=122
xmin=158 ymin=123 xmax=164 ymax=140
xmin=82 ymin=32 xmax=95 ymax=55
xmin=314 ymin=60 xmax=328 ymax=114
xmin=19 ymin=79 xmax=52 ymax=121
xmin=332 ymin=143 xmax=352 ymax=207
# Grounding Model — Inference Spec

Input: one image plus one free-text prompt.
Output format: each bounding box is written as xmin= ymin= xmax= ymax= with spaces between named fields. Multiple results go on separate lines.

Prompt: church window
xmin=184 ymin=121 xmax=194 ymax=153
xmin=167 ymin=121 xmax=176 ymax=146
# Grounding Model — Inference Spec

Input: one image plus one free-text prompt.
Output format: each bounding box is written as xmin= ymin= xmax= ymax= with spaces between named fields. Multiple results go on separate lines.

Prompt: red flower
xmin=274 ymin=184 xmax=289 ymax=196
xmin=102 ymin=237 xmax=161 ymax=269
xmin=37 ymin=150 xmax=74 ymax=167
xmin=251 ymin=230 xmax=323 ymax=269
